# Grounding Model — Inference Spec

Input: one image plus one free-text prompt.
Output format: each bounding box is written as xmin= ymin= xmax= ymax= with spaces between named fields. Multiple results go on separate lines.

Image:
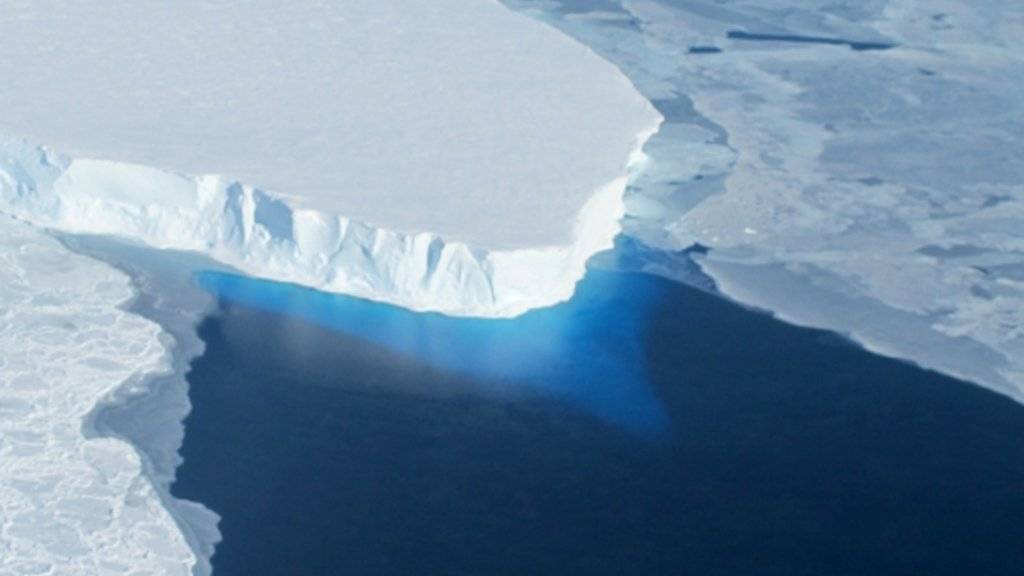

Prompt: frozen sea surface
xmin=505 ymin=0 xmax=1024 ymax=400
xmin=0 ymin=217 xmax=201 ymax=575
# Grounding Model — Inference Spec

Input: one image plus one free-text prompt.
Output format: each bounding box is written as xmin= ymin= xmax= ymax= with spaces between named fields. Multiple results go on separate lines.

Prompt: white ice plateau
xmin=0 ymin=0 xmax=661 ymax=317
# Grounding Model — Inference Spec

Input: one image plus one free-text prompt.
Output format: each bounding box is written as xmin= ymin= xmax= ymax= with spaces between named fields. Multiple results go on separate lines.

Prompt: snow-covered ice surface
xmin=0 ymin=216 xmax=200 ymax=575
xmin=0 ymin=0 xmax=661 ymax=317
xmin=506 ymin=0 xmax=1024 ymax=401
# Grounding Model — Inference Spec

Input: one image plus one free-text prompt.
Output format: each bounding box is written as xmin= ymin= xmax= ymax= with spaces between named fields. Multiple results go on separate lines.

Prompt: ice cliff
xmin=0 ymin=0 xmax=661 ymax=317
xmin=0 ymin=129 xmax=656 ymax=317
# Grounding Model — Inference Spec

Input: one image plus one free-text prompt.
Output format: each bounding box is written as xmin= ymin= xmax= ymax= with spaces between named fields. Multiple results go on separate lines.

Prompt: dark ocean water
xmin=172 ymin=248 xmax=1024 ymax=576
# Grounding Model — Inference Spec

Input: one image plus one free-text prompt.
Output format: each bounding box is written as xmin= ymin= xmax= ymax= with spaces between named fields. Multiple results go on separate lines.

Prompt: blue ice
xmin=195 ymin=263 xmax=670 ymax=437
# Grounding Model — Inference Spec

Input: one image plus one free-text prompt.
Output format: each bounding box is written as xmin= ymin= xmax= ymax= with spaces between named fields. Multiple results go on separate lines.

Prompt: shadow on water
xmin=175 ymin=241 xmax=1024 ymax=576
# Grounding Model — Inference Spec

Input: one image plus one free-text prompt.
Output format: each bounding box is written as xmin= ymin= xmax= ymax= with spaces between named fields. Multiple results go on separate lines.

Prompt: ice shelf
xmin=0 ymin=0 xmax=661 ymax=317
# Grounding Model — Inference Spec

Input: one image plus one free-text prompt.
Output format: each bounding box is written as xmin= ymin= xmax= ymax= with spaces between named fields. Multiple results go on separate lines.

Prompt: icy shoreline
xmin=72 ymin=235 xmax=227 ymax=576
xmin=0 ymin=217 xmax=201 ymax=575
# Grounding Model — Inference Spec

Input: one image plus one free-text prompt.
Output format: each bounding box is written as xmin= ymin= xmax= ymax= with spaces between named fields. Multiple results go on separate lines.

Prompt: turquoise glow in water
xmin=195 ymin=262 xmax=670 ymax=436
xmin=178 ymin=245 xmax=1024 ymax=576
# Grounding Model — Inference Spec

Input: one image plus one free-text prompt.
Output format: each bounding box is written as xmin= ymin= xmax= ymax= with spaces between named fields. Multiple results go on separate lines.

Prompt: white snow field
xmin=0 ymin=216 xmax=197 ymax=575
xmin=0 ymin=0 xmax=661 ymax=317
xmin=508 ymin=0 xmax=1024 ymax=399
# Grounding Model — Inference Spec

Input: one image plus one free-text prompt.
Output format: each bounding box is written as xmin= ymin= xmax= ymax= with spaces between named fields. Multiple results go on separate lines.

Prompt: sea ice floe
xmin=0 ymin=216 xmax=196 ymax=575
xmin=509 ymin=0 xmax=1024 ymax=400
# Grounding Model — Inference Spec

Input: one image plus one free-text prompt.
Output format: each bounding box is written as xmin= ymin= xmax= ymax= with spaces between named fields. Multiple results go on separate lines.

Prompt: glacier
xmin=0 ymin=0 xmax=661 ymax=317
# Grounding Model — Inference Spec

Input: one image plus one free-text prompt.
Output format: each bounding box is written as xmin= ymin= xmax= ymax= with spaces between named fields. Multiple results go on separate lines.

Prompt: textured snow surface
xmin=0 ymin=216 xmax=194 ymax=575
xmin=510 ymin=0 xmax=1024 ymax=400
xmin=0 ymin=0 xmax=661 ymax=317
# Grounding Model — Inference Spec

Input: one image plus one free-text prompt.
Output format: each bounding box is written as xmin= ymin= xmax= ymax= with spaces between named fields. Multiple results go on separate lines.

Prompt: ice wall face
xmin=0 ymin=216 xmax=196 ymax=575
xmin=0 ymin=0 xmax=661 ymax=317
xmin=0 ymin=134 xmax=653 ymax=317
xmin=507 ymin=0 xmax=1024 ymax=399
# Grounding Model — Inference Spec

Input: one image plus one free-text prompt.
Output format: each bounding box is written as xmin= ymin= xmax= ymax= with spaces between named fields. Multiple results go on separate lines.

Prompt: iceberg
xmin=0 ymin=0 xmax=661 ymax=317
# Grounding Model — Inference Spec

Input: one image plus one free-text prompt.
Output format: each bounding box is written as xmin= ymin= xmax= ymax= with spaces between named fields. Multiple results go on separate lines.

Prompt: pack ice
xmin=508 ymin=0 xmax=1024 ymax=399
xmin=0 ymin=215 xmax=199 ymax=575
xmin=0 ymin=0 xmax=661 ymax=317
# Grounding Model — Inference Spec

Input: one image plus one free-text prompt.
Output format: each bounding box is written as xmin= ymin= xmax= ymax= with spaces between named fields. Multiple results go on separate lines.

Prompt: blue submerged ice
xmin=195 ymin=256 xmax=671 ymax=437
